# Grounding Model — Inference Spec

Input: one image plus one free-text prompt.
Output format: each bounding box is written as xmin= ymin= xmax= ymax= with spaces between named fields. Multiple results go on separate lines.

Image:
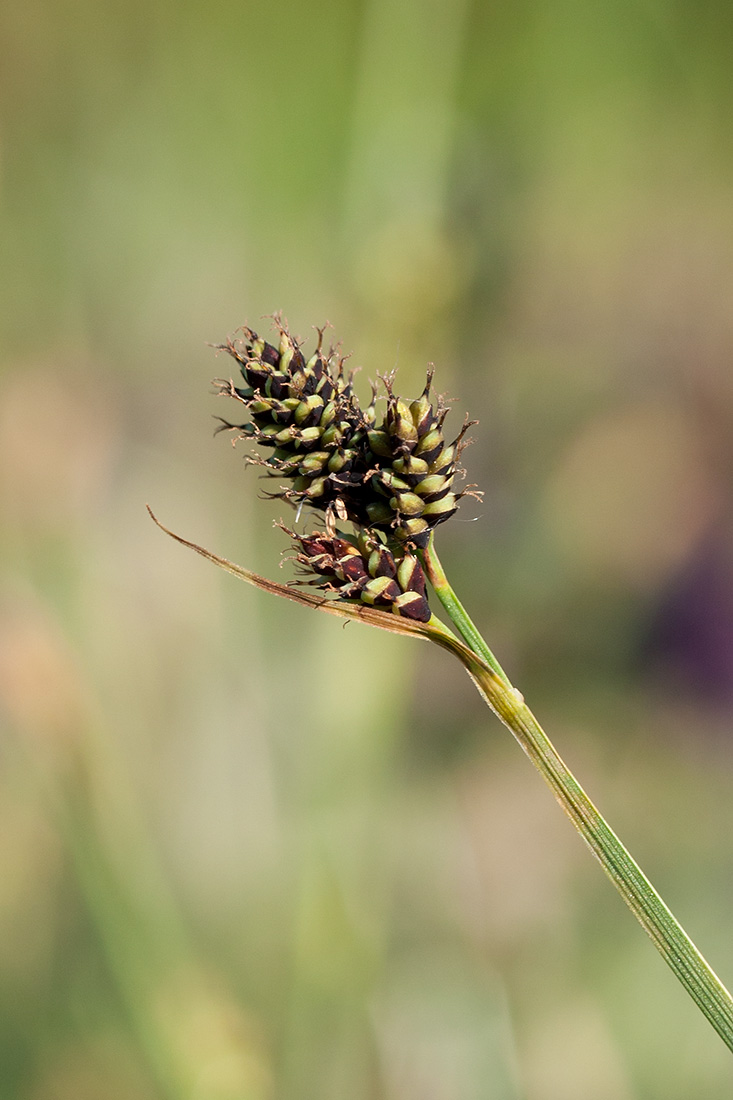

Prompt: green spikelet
xmin=365 ymin=369 xmax=479 ymax=544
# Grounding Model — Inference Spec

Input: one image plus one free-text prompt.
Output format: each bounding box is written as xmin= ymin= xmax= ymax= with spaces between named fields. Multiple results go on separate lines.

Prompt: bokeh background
xmin=2 ymin=0 xmax=733 ymax=1096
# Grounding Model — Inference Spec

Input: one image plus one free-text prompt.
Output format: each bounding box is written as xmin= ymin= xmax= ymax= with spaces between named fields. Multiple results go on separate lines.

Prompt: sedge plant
xmin=150 ymin=315 xmax=733 ymax=1055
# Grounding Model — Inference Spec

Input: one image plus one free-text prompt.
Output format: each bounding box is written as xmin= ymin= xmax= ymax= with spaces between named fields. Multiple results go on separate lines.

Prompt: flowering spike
xmin=214 ymin=317 xmax=478 ymax=546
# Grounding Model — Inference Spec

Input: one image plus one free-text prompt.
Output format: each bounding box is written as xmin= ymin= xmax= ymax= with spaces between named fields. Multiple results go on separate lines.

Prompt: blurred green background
xmin=2 ymin=0 xmax=733 ymax=1096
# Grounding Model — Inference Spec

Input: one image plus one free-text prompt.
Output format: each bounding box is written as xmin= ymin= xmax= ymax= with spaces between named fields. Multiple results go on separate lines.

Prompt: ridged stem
xmin=420 ymin=534 xmax=511 ymax=686
xmin=422 ymin=537 xmax=733 ymax=1053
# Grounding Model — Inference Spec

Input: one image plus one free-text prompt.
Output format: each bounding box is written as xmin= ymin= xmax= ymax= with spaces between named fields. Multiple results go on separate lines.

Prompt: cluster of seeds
xmin=214 ymin=317 xmax=480 ymax=622
xmin=214 ymin=318 xmax=476 ymax=544
xmin=364 ymin=370 xmax=474 ymax=542
xmin=283 ymin=526 xmax=431 ymax=623
xmin=214 ymin=323 xmax=373 ymax=525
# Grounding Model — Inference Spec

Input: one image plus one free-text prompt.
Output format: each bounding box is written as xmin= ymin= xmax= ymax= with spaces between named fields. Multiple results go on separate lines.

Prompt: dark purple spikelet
xmin=282 ymin=525 xmax=432 ymax=623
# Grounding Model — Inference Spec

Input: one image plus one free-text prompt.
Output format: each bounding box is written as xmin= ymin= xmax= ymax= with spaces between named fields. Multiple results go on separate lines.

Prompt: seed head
xmin=214 ymin=318 xmax=480 ymax=547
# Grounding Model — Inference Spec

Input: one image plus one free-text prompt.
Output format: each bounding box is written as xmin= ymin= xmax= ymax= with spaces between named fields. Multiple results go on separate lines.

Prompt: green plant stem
xmin=422 ymin=536 xmax=733 ymax=1053
xmin=420 ymin=534 xmax=511 ymax=686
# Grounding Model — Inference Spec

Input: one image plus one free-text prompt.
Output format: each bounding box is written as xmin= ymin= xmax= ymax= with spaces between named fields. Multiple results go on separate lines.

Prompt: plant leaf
xmin=146 ymin=507 xmax=484 ymax=656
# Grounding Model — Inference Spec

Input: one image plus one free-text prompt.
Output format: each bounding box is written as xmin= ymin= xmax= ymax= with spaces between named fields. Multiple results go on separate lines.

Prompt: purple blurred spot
xmin=644 ymin=531 xmax=733 ymax=704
